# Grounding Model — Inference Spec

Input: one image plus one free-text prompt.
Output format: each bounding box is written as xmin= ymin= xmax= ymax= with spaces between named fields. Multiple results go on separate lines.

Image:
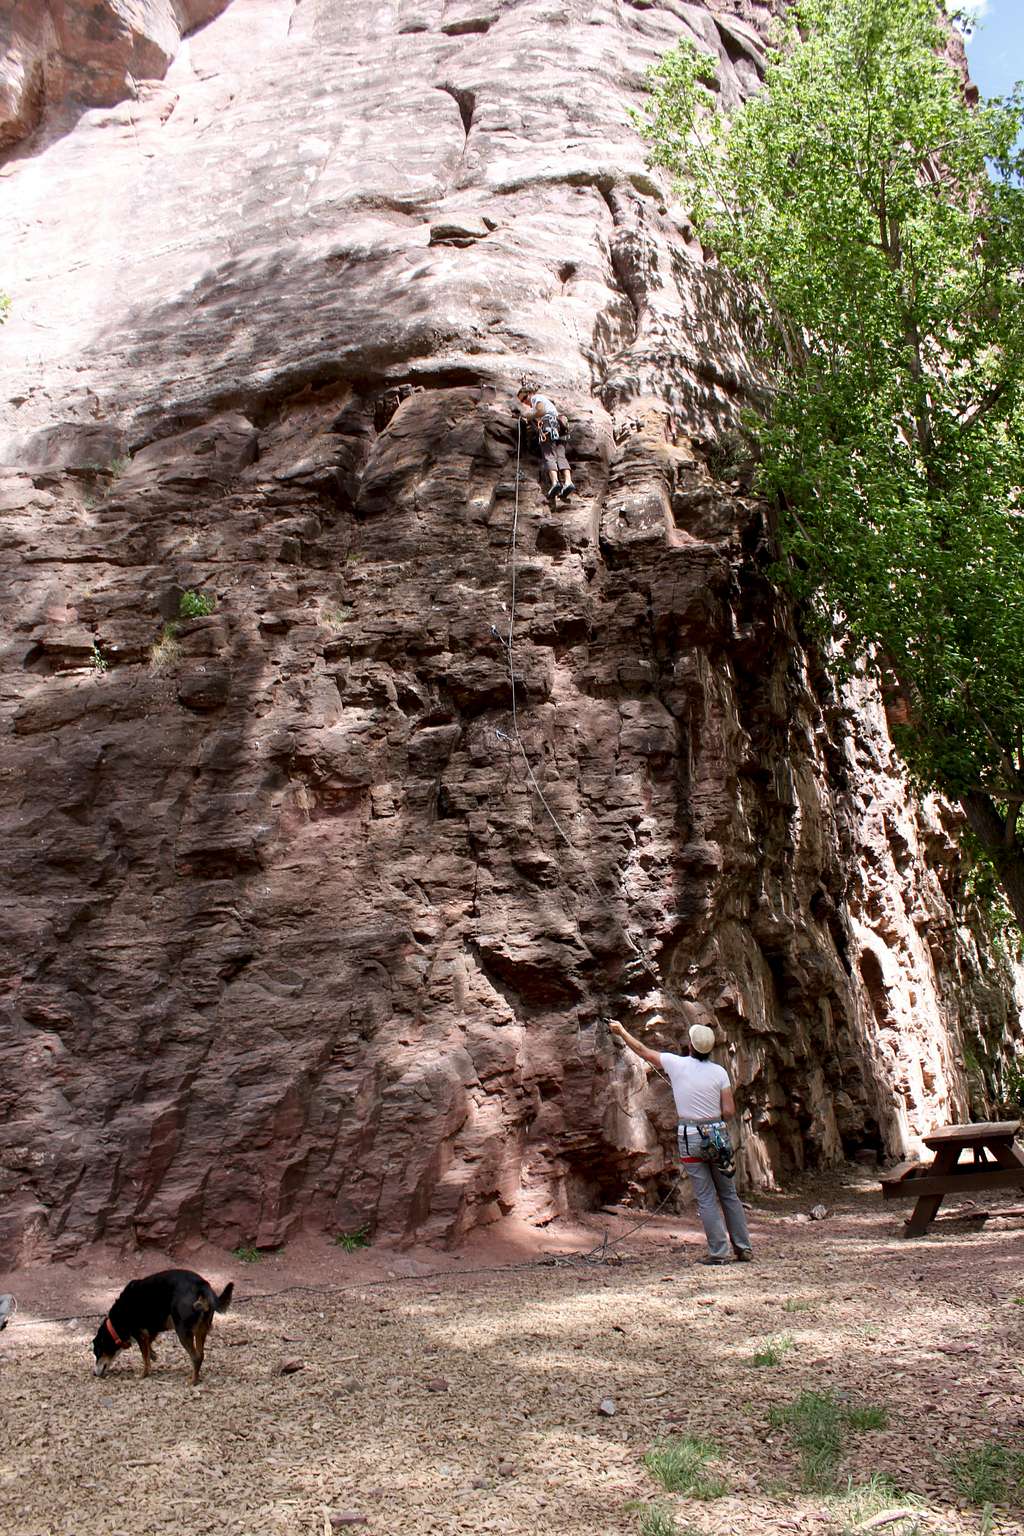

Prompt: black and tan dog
xmin=92 ymin=1269 xmax=233 ymax=1385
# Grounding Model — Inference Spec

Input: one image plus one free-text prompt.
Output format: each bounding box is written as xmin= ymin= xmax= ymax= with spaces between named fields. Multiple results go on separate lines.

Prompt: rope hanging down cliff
xmin=491 ymin=413 xmax=662 ymax=997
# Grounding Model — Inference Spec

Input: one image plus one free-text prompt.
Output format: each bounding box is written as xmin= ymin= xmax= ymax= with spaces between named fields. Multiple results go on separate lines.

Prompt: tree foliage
xmin=637 ymin=0 xmax=1024 ymax=926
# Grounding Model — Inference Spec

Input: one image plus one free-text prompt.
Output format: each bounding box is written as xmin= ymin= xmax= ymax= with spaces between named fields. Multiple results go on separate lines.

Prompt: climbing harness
xmin=680 ymin=1121 xmax=737 ymax=1178
xmin=537 ymin=410 xmax=561 ymax=443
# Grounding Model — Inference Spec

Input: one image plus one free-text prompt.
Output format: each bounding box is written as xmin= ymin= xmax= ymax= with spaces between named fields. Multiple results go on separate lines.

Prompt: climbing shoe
xmin=559 ymin=481 xmax=577 ymax=498
xmin=546 ymin=483 xmax=562 ymax=502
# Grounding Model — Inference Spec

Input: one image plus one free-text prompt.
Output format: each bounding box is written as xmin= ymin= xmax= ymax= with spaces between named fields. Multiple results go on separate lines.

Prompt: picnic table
xmin=880 ymin=1120 xmax=1024 ymax=1236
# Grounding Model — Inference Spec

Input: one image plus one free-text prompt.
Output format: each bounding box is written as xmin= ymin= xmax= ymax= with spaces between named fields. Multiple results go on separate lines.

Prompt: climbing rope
xmin=492 ymin=415 xmax=662 ymax=995
xmin=491 ymin=417 xmax=584 ymax=862
xmin=491 ymin=407 xmax=677 ymax=1122
xmin=12 ymin=1187 xmax=692 ymax=1329
xmin=491 ymin=439 xmax=746 ymax=1177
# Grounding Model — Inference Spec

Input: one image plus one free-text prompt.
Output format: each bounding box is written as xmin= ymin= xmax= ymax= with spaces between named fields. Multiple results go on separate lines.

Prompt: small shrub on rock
xmin=179 ymin=590 xmax=216 ymax=619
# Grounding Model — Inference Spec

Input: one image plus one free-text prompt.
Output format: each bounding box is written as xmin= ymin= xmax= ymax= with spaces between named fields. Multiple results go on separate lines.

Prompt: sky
xmin=957 ymin=0 xmax=1024 ymax=100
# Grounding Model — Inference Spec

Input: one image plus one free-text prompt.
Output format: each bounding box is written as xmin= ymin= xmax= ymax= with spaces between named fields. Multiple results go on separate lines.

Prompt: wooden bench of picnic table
xmin=880 ymin=1120 xmax=1024 ymax=1236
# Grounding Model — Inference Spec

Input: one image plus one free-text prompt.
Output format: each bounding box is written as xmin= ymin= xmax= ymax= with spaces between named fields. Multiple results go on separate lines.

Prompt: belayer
xmin=516 ymin=385 xmax=577 ymax=503
xmin=610 ymin=1014 xmax=754 ymax=1265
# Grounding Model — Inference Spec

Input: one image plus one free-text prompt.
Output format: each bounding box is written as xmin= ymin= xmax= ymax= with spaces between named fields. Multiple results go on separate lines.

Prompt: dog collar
xmin=104 ymin=1315 xmax=126 ymax=1349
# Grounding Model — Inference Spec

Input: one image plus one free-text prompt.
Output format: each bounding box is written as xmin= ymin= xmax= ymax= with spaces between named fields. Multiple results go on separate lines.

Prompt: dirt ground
xmin=1 ymin=1172 xmax=1022 ymax=1536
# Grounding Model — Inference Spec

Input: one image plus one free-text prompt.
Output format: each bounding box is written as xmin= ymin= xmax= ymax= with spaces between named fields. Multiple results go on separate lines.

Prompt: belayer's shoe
xmin=698 ymin=1255 xmax=732 ymax=1266
xmin=559 ymin=481 xmax=577 ymax=498
xmin=735 ymin=1248 xmax=754 ymax=1262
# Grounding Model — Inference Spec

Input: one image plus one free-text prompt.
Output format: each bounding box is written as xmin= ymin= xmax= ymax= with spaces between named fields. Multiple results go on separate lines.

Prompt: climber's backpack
xmin=695 ymin=1120 xmax=736 ymax=1177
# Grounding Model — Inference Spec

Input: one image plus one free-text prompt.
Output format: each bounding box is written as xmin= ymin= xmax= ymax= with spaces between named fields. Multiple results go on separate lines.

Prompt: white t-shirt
xmin=659 ymin=1052 xmax=730 ymax=1123
xmin=532 ymin=394 xmax=558 ymax=417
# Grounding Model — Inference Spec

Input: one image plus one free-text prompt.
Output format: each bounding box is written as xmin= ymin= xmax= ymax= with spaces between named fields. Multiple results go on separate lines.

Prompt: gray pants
xmin=540 ymin=438 xmax=569 ymax=475
xmin=679 ymin=1127 xmax=751 ymax=1259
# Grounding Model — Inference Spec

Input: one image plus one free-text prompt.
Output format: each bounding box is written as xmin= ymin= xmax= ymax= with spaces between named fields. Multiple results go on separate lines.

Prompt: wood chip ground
xmin=1 ymin=1177 xmax=1022 ymax=1535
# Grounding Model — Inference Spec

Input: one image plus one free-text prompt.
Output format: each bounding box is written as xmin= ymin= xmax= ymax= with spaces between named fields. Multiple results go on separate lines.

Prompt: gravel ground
xmin=1 ymin=1177 xmax=1022 ymax=1536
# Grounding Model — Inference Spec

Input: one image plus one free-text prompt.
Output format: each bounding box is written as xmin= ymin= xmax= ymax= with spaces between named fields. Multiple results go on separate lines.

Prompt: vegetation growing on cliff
xmin=637 ymin=0 xmax=1024 ymax=926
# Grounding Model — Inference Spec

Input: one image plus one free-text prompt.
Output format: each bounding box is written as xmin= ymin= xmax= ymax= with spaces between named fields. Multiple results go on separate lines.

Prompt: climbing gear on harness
xmin=694 ymin=1121 xmax=737 ymax=1177
xmin=678 ymin=1120 xmax=742 ymax=1178
xmin=538 ymin=411 xmax=561 ymax=442
xmin=679 ymin=1121 xmax=736 ymax=1176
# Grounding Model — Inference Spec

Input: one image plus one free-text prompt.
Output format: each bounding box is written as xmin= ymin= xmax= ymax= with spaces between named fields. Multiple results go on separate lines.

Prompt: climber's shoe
xmin=546 ymin=482 xmax=562 ymax=502
xmin=559 ymin=481 xmax=577 ymax=498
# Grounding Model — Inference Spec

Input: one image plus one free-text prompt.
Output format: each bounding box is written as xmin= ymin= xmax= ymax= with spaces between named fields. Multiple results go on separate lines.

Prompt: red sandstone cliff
xmin=0 ymin=0 xmax=1020 ymax=1264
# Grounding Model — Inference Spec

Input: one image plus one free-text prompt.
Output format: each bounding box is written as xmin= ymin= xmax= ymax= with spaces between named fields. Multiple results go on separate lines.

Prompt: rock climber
xmin=609 ymin=1014 xmax=753 ymax=1266
xmin=516 ymin=385 xmax=576 ymax=503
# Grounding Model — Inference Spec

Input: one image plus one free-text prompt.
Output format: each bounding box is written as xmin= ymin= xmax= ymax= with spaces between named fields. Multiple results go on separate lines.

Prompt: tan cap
xmin=688 ymin=1023 xmax=716 ymax=1054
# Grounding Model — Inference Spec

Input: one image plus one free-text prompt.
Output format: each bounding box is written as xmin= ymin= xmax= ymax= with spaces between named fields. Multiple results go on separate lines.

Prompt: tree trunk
xmin=961 ymin=791 xmax=1024 ymax=933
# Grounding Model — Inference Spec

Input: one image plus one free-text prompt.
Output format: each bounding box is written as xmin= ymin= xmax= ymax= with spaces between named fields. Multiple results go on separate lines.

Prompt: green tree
xmin=637 ymin=0 xmax=1024 ymax=926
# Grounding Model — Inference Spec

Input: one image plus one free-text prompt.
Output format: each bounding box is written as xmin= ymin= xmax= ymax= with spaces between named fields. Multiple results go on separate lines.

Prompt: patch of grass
xmin=644 ymin=1437 xmax=728 ymax=1499
xmin=179 ymin=589 xmax=216 ymax=619
xmin=758 ymin=1475 xmax=789 ymax=1497
xmin=948 ymin=1442 xmax=1024 ymax=1505
xmin=149 ymin=623 xmax=181 ymax=675
xmin=847 ymin=1404 xmax=889 ymax=1432
xmin=88 ymin=642 xmax=108 ymax=673
xmin=751 ymin=1333 xmax=794 ymax=1367
xmin=782 ymin=1296 xmax=815 ymax=1313
xmin=321 ymin=605 xmax=354 ymax=628
xmin=630 ymin=1503 xmax=679 ymax=1536
xmin=232 ymin=1244 xmax=262 ymax=1264
xmin=334 ymin=1224 xmax=371 ymax=1252
xmin=831 ymin=1473 xmax=919 ymax=1536
xmin=768 ymin=1391 xmax=889 ymax=1493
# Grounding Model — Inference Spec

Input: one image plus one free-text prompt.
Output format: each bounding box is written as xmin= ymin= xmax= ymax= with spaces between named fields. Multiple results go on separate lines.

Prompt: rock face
xmin=0 ymin=0 xmax=1020 ymax=1263
xmin=0 ymin=1 xmax=230 ymax=148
